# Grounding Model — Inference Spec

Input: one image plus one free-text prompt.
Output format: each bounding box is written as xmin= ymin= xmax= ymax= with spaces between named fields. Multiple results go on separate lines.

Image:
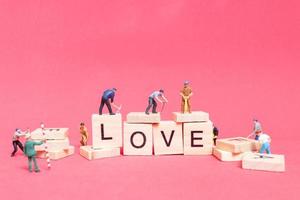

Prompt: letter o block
xmin=123 ymin=123 xmax=153 ymax=155
xmin=183 ymin=121 xmax=213 ymax=155
xmin=92 ymin=114 xmax=122 ymax=148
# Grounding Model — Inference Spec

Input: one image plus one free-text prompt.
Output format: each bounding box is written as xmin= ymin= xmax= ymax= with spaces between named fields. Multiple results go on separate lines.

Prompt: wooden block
xmin=30 ymin=128 xmax=68 ymax=140
xmin=92 ymin=114 xmax=122 ymax=148
xmin=242 ymin=152 xmax=285 ymax=172
xmin=34 ymin=138 xmax=70 ymax=151
xmin=36 ymin=146 xmax=74 ymax=160
xmin=80 ymin=146 xmax=120 ymax=160
xmin=216 ymin=137 xmax=259 ymax=153
xmin=213 ymin=147 xmax=246 ymax=161
xmin=123 ymin=123 xmax=153 ymax=155
xmin=126 ymin=112 xmax=160 ymax=123
xmin=173 ymin=111 xmax=209 ymax=123
xmin=153 ymin=121 xmax=183 ymax=155
xmin=183 ymin=121 xmax=213 ymax=155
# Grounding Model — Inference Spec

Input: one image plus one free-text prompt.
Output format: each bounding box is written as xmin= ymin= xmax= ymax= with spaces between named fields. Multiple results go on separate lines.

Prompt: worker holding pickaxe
xmin=145 ymin=89 xmax=168 ymax=114
xmin=180 ymin=81 xmax=193 ymax=113
xmin=99 ymin=88 xmax=121 ymax=115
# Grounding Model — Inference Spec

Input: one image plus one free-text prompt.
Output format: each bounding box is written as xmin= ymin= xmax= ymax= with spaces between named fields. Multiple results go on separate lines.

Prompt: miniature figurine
xmin=213 ymin=125 xmax=219 ymax=146
xmin=180 ymin=81 xmax=193 ymax=113
xmin=145 ymin=89 xmax=168 ymax=114
xmin=80 ymin=122 xmax=89 ymax=146
xmin=99 ymin=88 xmax=121 ymax=115
xmin=24 ymin=133 xmax=44 ymax=172
xmin=257 ymin=132 xmax=271 ymax=155
xmin=11 ymin=128 xmax=27 ymax=157
xmin=247 ymin=119 xmax=262 ymax=140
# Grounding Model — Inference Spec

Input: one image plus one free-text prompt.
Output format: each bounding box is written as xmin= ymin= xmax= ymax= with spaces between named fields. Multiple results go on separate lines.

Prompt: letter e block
xmin=183 ymin=121 xmax=213 ymax=155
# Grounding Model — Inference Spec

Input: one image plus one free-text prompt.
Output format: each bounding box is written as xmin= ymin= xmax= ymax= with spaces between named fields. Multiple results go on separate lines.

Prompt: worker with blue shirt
xmin=145 ymin=89 xmax=168 ymax=114
xmin=99 ymin=88 xmax=119 ymax=115
xmin=258 ymin=132 xmax=271 ymax=155
xmin=247 ymin=119 xmax=262 ymax=140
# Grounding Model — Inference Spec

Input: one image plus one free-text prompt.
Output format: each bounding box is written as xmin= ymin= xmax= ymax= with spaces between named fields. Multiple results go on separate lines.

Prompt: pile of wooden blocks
xmin=80 ymin=111 xmax=214 ymax=159
xmin=30 ymin=128 xmax=74 ymax=160
xmin=213 ymin=137 xmax=285 ymax=172
xmin=213 ymin=137 xmax=259 ymax=161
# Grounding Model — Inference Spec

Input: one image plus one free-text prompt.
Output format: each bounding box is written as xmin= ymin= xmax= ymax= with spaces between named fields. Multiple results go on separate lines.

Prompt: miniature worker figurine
xmin=99 ymin=88 xmax=120 ymax=115
xmin=247 ymin=119 xmax=262 ymax=140
xmin=213 ymin=125 xmax=219 ymax=146
xmin=80 ymin=122 xmax=89 ymax=146
xmin=11 ymin=128 xmax=27 ymax=157
xmin=145 ymin=89 xmax=168 ymax=114
xmin=24 ymin=133 xmax=44 ymax=172
xmin=258 ymin=132 xmax=271 ymax=155
xmin=180 ymin=81 xmax=193 ymax=113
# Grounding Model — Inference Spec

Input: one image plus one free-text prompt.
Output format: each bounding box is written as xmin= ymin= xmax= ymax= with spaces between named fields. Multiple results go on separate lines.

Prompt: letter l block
xmin=92 ymin=114 xmax=122 ymax=148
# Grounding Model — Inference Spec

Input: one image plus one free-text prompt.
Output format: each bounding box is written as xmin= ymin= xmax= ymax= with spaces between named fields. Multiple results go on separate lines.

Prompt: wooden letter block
xmin=36 ymin=146 xmax=74 ymax=160
xmin=153 ymin=121 xmax=183 ymax=155
xmin=183 ymin=121 xmax=213 ymax=155
xmin=80 ymin=146 xmax=120 ymax=160
xmin=30 ymin=128 xmax=68 ymax=140
xmin=216 ymin=137 xmax=259 ymax=153
xmin=34 ymin=138 xmax=70 ymax=151
xmin=92 ymin=114 xmax=122 ymax=148
xmin=242 ymin=153 xmax=285 ymax=172
xmin=213 ymin=147 xmax=246 ymax=161
xmin=123 ymin=123 xmax=153 ymax=155
xmin=126 ymin=112 xmax=160 ymax=123
xmin=173 ymin=111 xmax=209 ymax=123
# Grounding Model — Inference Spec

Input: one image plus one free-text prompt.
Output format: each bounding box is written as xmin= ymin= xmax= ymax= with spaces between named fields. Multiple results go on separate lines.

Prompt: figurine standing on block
xmin=80 ymin=122 xmax=89 ymax=146
xmin=11 ymin=128 xmax=27 ymax=157
xmin=24 ymin=134 xmax=44 ymax=172
xmin=213 ymin=125 xmax=219 ymax=146
xmin=180 ymin=81 xmax=193 ymax=113
xmin=99 ymin=88 xmax=121 ymax=115
xmin=258 ymin=132 xmax=271 ymax=155
xmin=247 ymin=119 xmax=262 ymax=140
xmin=145 ymin=89 xmax=168 ymax=114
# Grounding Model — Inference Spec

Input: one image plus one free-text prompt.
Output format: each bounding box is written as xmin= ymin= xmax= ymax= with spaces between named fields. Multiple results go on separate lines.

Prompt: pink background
xmin=0 ymin=0 xmax=299 ymax=200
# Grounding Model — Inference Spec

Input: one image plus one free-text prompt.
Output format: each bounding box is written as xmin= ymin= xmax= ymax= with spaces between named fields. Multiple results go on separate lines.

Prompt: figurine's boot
xmin=32 ymin=157 xmax=40 ymax=172
xmin=28 ymin=157 xmax=33 ymax=172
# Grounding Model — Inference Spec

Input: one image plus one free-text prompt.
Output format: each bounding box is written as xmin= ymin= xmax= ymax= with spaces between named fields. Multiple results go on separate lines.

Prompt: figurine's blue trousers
xmin=145 ymin=97 xmax=157 ymax=113
xmin=259 ymin=142 xmax=271 ymax=154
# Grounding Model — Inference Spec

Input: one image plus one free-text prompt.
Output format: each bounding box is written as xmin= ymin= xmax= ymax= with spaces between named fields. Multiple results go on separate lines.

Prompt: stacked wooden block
xmin=173 ymin=111 xmax=213 ymax=155
xmin=79 ymin=114 xmax=122 ymax=160
xmin=124 ymin=111 xmax=213 ymax=156
xmin=213 ymin=137 xmax=258 ymax=161
xmin=80 ymin=111 xmax=214 ymax=159
xmin=30 ymin=128 xmax=74 ymax=160
xmin=213 ymin=137 xmax=285 ymax=172
xmin=242 ymin=152 xmax=285 ymax=172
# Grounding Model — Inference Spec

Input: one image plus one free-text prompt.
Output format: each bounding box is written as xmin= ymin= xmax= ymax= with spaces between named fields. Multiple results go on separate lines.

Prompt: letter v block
xmin=92 ymin=114 xmax=122 ymax=148
xmin=123 ymin=123 xmax=153 ymax=155
xmin=153 ymin=121 xmax=183 ymax=155
xmin=183 ymin=121 xmax=213 ymax=155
